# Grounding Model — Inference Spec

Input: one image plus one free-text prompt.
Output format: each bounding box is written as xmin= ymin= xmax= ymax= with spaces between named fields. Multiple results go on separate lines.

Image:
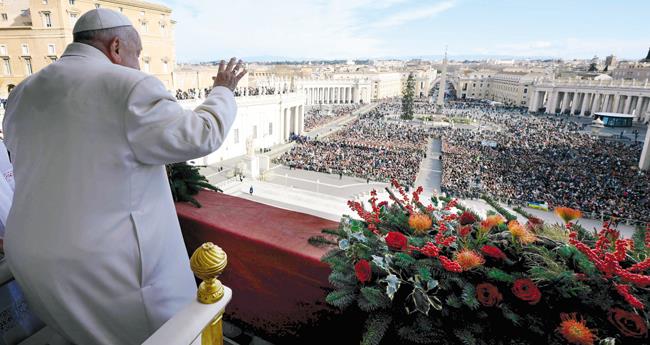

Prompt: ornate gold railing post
xmin=190 ymin=242 xmax=228 ymax=345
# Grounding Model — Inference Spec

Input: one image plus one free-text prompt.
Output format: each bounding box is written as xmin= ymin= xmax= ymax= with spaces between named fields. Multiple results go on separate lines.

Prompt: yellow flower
xmin=554 ymin=207 xmax=582 ymax=224
xmin=454 ymin=249 xmax=485 ymax=271
xmin=408 ymin=213 xmax=433 ymax=235
xmin=508 ymin=220 xmax=536 ymax=244
xmin=479 ymin=215 xmax=505 ymax=233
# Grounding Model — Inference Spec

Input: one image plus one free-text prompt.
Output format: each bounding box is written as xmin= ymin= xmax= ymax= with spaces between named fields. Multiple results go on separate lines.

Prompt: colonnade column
xmin=560 ymin=92 xmax=570 ymax=114
xmin=612 ymin=95 xmax=621 ymax=113
xmin=623 ymin=96 xmax=632 ymax=114
xmin=602 ymin=94 xmax=611 ymax=113
xmin=640 ymin=126 xmax=650 ymax=170
xmin=580 ymin=93 xmax=591 ymax=116
xmin=570 ymin=92 xmax=579 ymax=115
xmin=284 ymin=108 xmax=290 ymax=141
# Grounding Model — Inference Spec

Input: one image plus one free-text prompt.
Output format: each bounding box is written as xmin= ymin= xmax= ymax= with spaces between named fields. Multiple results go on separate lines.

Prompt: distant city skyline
xmin=160 ymin=0 xmax=648 ymax=63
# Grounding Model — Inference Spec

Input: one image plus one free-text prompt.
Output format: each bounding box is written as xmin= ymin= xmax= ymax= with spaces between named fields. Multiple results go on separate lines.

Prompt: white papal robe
xmin=2 ymin=43 xmax=237 ymax=344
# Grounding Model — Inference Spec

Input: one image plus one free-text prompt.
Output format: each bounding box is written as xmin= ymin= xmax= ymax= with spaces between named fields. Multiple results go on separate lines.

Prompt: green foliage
xmin=359 ymin=287 xmax=392 ymax=311
xmin=482 ymin=195 xmax=518 ymax=222
xmin=314 ymin=188 xmax=650 ymax=345
xmin=325 ymin=288 xmax=356 ymax=308
xmin=166 ymin=163 xmax=221 ymax=207
xmin=461 ymin=283 xmax=479 ymax=310
xmin=513 ymin=206 xmax=534 ymax=219
xmin=394 ymin=252 xmax=417 ymax=269
xmin=401 ymin=73 xmax=416 ymax=120
xmin=361 ymin=313 xmax=392 ymax=345
xmin=487 ymin=268 xmax=515 ymax=283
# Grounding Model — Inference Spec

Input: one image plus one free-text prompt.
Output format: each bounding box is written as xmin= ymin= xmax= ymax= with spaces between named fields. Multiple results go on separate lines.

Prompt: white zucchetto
xmin=73 ymin=8 xmax=133 ymax=34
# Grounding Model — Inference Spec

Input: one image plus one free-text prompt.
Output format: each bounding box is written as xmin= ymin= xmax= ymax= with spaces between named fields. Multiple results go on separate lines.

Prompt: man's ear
xmin=107 ymin=36 xmax=122 ymax=64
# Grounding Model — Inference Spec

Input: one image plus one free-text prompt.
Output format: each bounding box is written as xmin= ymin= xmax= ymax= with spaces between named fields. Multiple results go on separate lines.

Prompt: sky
xmin=158 ymin=0 xmax=650 ymax=62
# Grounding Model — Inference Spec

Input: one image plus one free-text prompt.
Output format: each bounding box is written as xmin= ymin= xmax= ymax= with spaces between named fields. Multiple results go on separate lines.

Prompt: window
xmin=43 ymin=12 xmax=52 ymax=27
xmin=233 ymin=129 xmax=239 ymax=144
xmin=47 ymin=44 xmax=55 ymax=55
xmin=140 ymin=11 xmax=145 ymax=16
xmin=1 ymin=13 xmax=7 ymax=21
xmin=162 ymin=60 xmax=168 ymax=73
xmin=95 ymin=3 xmax=100 ymax=9
xmin=42 ymin=0 xmax=48 ymax=4
xmin=523 ymin=88 xmax=528 ymax=94
xmin=0 ymin=45 xmax=7 ymax=56
xmin=21 ymin=44 xmax=29 ymax=56
xmin=269 ymin=123 xmax=273 ymax=135
xmin=24 ymin=58 xmax=33 ymax=75
xmin=69 ymin=13 xmax=78 ymax=25
xmin=141 ymin=21 xmax=148 ymax=33
xmin=2 ymin=58 xmax=10 ymax=76
xmin=143 ymin=59 xmax=150 ymax=73
xmin=69 ymin=0 xmax=75 ymax=5
xmin=119 ymin=7 xmax=123 ymax=12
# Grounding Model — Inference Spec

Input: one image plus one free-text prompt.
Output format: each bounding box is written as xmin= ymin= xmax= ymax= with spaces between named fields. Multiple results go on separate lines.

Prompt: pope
xmin=2 ymin=8 xmax=245 ymax=345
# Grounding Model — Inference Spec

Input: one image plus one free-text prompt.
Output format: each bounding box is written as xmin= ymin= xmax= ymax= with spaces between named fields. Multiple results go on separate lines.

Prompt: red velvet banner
xmin=176 ymin=191 xmax=347 ymax=341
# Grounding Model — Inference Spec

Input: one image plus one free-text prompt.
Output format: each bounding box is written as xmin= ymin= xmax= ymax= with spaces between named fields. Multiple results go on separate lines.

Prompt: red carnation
xmin=608 ymin=308 xmax=648 ymax=339
xmin=459 ymin=211 xmax=477 ymax=225
xmin=476 ymin=283 xmax=502 ymax=307
xmin=459 ymin=225 xmax=472 ymax=237
xmin=354 ymin=259 xmax=372 ymax=284
xmin=481 ymin=245 xmax=507 ymax=260
xmin=385 ymin=231 xmax=408 ymax=251
xmin=512 ymin=278 xmax=541 ymax=305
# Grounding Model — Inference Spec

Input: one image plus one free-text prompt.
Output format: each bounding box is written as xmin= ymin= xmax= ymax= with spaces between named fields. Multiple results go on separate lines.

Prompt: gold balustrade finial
xmin=190 ymin=242 xmax=228 ymax=304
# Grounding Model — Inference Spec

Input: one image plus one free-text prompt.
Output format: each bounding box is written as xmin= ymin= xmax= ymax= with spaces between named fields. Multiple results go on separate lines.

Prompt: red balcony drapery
xmin=176 ymin=191 xmax=350 ymax=342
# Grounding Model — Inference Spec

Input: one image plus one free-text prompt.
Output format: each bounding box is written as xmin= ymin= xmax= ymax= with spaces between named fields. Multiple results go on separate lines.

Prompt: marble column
xmin=284 ymin=108 xmax=290 ymax=140
xmin=545 ymin=91 xmax=555 ymax=114
xmin=570 ymin=92 xmax=579 ymax=115
xmin=560 ymin=92 xmax=570 ymax=114
xmin=612 ymin=95 xmax=621 ymax=113
xmin=580 ymin=93 xmax=591 ymax=116
xmin=623 ymin=96 xmax=632 ymax=114
xmin=293 ymin=106 xmax=300 ymax=134
xmin=299 ymin=105 xmax=304 ymax=134
xmin=602 ymin=94 xmax=611 ymax=113
xmin=640 ymin=125 xmax=650 ymax=170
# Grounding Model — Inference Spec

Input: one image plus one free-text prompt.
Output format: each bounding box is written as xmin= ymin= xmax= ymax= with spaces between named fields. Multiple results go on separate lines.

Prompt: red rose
xmin=385 ymin=231 xmax=408 ymax=251
xmin=476 ymin=283 xmax=502 ymax=307
xmin=511 ymin=278 xmax=541 ymax=305
xmin=459 ymin=211 xmax=477 ymax=225
xmin=354 ymin=259 xmax=372 ymax=283
xmin=608 ymin=308 xmax=648 ymax=338
xmin=481 ymin=245 xmax=507 ymax=260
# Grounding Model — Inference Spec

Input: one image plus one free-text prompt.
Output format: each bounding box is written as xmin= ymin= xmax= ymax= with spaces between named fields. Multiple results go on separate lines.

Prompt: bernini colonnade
xmin=529 ymin=78 xmax=650 ymax=123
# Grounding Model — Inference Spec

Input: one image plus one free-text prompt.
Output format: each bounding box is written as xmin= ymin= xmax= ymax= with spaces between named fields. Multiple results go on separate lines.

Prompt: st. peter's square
xmin=0 ymin=1 xmax=649 ymax=345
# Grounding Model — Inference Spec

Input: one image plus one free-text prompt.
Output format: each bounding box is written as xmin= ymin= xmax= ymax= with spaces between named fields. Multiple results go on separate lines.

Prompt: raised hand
xmin=213 ymin=57 xmax=247 ymax=91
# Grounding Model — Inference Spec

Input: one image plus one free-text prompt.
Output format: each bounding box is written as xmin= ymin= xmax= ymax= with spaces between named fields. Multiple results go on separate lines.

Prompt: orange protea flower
xmin=508 ymin=220 xmax=536 ymax=244
xmin=409 ymin=213 xmax=433 ymax=235
xmin=479 ymin=214 xmax=505 ymax=233
xmin=557 ymin=313 xmax=597 ymax=345
xmin=555 ymin=207 xmax=582 ymax=224
xmin=454 ymin=249 xmax=485 ymax=271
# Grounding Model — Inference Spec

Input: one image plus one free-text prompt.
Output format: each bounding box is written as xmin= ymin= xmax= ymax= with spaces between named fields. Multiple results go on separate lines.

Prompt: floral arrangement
xmin=313 ymin=180 xmax=649 ymax=345
xmin=166 ymin=162 xmax=221 ymax=207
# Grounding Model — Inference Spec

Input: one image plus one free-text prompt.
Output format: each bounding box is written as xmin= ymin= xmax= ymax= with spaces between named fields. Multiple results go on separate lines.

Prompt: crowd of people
xmin=174 ymin=86 xmax=287 ymax=100
xmin=277 ymin=102 xmax=430 ymax=186
xmin=436 ymin=103 xmax=649 ymax=222
xmin=304 ymin=104 xmax=361 ymax=131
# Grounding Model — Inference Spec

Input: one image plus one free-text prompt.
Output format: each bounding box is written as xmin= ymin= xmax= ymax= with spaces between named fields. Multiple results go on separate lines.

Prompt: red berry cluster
xmin=569 ymin=223 xmax=650 ymax=309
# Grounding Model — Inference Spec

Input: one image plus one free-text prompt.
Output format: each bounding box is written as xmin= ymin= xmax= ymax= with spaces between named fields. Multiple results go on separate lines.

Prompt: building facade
xmin=528 ymin=78 xmax=650 ymax=123
xmin=181 ymin=92 xmax=305 ymax=165
xmin=454 ymin=70 xmax=540 ymax=107
xmin=0 ymin=0 xmax=175 ymax=98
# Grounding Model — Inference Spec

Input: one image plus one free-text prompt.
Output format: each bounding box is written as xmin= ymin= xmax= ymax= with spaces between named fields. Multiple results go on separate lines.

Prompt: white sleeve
xmin=124 ymin=77 xmax=237 ymax=165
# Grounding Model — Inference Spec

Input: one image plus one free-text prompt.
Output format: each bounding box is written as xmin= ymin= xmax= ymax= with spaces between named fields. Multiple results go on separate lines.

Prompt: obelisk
xmin=435 ymin=48 xmax=448 ymax=113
